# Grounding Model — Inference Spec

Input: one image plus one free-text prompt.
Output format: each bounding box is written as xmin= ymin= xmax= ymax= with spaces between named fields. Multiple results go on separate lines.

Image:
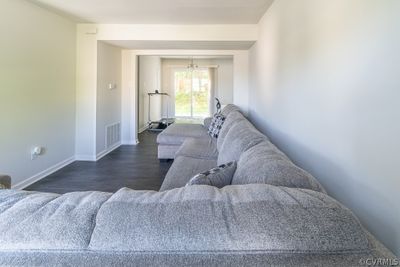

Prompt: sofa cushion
xmin=160 ymin=156 xmax=217 ymax=191
xmin=89 ymin=185 xmax=369 ymax=254
xmin=0 ymin=190 xmax=111 ymax=250
xmin=220 ymin=104 xmax=241 ymax=117
xmin=216 ymin=111 xmax=247 ymax=151
xmin=217 ymin=120 xmax=267 ymax=165
xmin=232 ymin=142 xmax=326 ymax=193
xmin=186 ymin=161 xmax=237 ymax=188
xmin=203 ymin=116 xmax=212 ymax=129
xmin=157 ymin=123 xmax=209 ymax=145
xmin=158 ymin=144 xmax=181 ymax=159
xmin=175 ymin=137 xmax=218 ymax=159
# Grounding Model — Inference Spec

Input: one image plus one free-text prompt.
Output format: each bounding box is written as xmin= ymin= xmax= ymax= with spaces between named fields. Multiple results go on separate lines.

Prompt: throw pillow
xmin=186 ymin=161 xmax=237 ymax=188
xmin=207 ymin=113 xmax=225 ymax=138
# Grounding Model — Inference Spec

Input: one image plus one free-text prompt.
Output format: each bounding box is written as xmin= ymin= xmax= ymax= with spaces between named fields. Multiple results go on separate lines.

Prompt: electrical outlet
xmin=31 ymin=146 xmax=43 ymax=160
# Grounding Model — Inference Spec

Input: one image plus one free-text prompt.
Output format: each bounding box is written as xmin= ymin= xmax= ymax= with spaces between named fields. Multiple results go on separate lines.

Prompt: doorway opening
xmin=137 ymin=55 xmax=233 ymax=130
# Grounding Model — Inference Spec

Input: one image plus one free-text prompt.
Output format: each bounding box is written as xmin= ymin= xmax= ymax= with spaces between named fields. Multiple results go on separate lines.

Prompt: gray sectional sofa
xmin=0 ymin=105 xmax=395 ymax=266
xmin=158 ymin=105 xmax=325 ymax=193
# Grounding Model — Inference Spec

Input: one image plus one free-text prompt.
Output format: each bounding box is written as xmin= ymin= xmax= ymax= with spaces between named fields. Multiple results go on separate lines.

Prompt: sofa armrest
xmin=0 ymin=175 xmax=11 ymax=189
xmin=203 ymin=117 xmax=212 ymax=128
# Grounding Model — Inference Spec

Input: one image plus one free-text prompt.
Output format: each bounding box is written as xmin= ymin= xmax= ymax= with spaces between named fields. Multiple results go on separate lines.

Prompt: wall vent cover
xmin=106 ymin=122 xmax=121 ymax=148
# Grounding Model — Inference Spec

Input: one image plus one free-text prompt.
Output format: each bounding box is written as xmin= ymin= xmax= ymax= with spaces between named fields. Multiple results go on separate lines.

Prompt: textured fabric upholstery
xmin=217 ymin=120 xmax=267 ymax=165
xmin=0 ymin=175 xmax=11 ymax=189
xmin=0 ymin=186 xmax=394 ymax=266
xmin=220 ymin=104 xmax=241 ymax=117
xmin=232 ymin=141 xmax=326 ymax=193
xmin=175 ymin=137 xmax=218 ymax=159
xmin=157 ymin=123 xmax=209 ymax=145
xmin=0 ymin=244 xmax=394 ymax=267
xmin=90 ymin=185 xmax=369 ymax=252
xmin=203 ymin=117 xmax=212 ymax=129
xmin=158 ymin=144 xmax=181 ymax=159
xmin=0 ymin=190 xmax=111 ymax=250
xmin=160 ymin=156 xmax=217 ymax=191
xmin=216 ymin=110 xmax=247 ymax=151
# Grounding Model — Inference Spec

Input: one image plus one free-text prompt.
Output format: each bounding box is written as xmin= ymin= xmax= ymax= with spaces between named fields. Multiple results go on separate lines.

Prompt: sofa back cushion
xmin=89 ymin=185 xmax=369 ymax=253
xmin=217 ymin=120 xmax=267 ymax=165
xmin=220 ymin=104 xmax=241 ymax=117
xmin=217 ymin=111 xmax=247 ymax=151
xmin=0 ymin=190 xmax=111 ymax=250
xmin=232 ymin=141 xmax=326 ymax=193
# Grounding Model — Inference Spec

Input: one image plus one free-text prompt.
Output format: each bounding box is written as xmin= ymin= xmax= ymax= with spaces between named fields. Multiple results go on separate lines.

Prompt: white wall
xmin=76 ymin=23 xmax=255 ymax=152
xmin=160 ymin=58 xmax=233 ymax=117
xmin=95 ymin=24 xmax=258 ymax=42
xmin=249 ymin=0 xmax=400 ymax=256
xmin=121 ymin=50 xmax=138 ymax=145
xmin=138 ymin=56 xmax=162 ymax=131
xmin=215 ymin=58 xmax=234 ymax=106
xmin=96 ymin=42 xmax=122 ymax=154
xmin=75 ymin=24 xmax=98 ymax=159
xmin=0 ymin=0 xmax=76 ymax=188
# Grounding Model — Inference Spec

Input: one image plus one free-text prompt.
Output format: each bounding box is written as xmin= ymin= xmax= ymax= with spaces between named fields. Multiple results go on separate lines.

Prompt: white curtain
xmin=208 ymin=67 xmax=218 ymax=115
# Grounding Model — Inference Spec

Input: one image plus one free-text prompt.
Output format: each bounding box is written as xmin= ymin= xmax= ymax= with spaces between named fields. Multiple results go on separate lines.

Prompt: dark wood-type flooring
xmin=25 ymin=131 xmax=172 ymax=194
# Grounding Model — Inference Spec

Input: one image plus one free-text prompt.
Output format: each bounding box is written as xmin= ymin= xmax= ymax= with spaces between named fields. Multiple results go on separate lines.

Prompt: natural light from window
xmin=174 ymin=69 xmax=210 ymax=118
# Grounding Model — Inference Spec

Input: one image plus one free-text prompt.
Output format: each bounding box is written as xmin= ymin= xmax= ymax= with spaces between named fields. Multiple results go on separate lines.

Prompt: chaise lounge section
xmin=156 ymin=104 xmax=241 ymax=160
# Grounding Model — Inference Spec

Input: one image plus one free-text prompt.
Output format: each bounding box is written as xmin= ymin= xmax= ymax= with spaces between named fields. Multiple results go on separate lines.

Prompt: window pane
xmin=174 ymin=69 xmax=210 ymax=118
xmin=174 ymin=71 xmax=191 ymax=117
xmin=192 ymin=70 xmax=210 ymax=118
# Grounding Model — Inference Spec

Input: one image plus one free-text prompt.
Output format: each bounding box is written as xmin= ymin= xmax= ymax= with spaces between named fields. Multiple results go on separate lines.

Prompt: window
xmin=174 ymin=69 xmax=210 ymax=118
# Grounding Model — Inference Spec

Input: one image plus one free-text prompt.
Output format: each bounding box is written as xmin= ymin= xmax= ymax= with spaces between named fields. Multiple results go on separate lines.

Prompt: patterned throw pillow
xmin=207 ymin=113 xmax=225 ymax=138
xmin=186 ymin=161 xmax=237 ymax=188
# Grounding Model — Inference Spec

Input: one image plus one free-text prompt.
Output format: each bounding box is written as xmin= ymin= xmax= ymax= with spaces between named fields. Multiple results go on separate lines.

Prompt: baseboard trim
xmin=138 ymin=125 xmax=148 ymax=133
xmin=75 ymin=155 xmax=96 ymax=161
xmin=12 ymin=156 xmax=75 ymax=190
xmin=122 ymin=139 xmax=139 ymax=145
xmin=96 ymin=142 xmax=121 ymax=161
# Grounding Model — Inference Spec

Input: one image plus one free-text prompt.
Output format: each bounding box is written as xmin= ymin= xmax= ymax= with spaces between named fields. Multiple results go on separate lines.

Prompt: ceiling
xmin=29 ymin=0 xmax=274 ymax=24
xmin=102 ymin=40 xmax=255 ymax=50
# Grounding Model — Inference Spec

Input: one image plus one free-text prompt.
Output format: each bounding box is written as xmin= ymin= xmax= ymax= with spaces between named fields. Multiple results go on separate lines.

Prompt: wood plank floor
xmin=25 ymin=131 xmax=172 ymax=194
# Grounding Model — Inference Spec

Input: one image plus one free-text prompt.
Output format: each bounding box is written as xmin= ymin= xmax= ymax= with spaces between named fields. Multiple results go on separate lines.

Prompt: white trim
xmin=121 ymin=139 xmax=138 ymax=145
xmin=75 ymin=155 xmax=97 ymax=161
xmin=138 ymin=125 xmax=148 ymax=133
xmin=96 ymin=142 xmax=121 ymax=161
xmin=12 ymin=157 xmax=75 ymax=190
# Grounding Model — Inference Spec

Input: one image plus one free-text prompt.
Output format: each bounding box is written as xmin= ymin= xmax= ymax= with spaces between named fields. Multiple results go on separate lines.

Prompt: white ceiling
xmin=102 ymin=40 xmax=255 ymax=50
xmin=29 ymin=0 xmax=274 ymax=24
